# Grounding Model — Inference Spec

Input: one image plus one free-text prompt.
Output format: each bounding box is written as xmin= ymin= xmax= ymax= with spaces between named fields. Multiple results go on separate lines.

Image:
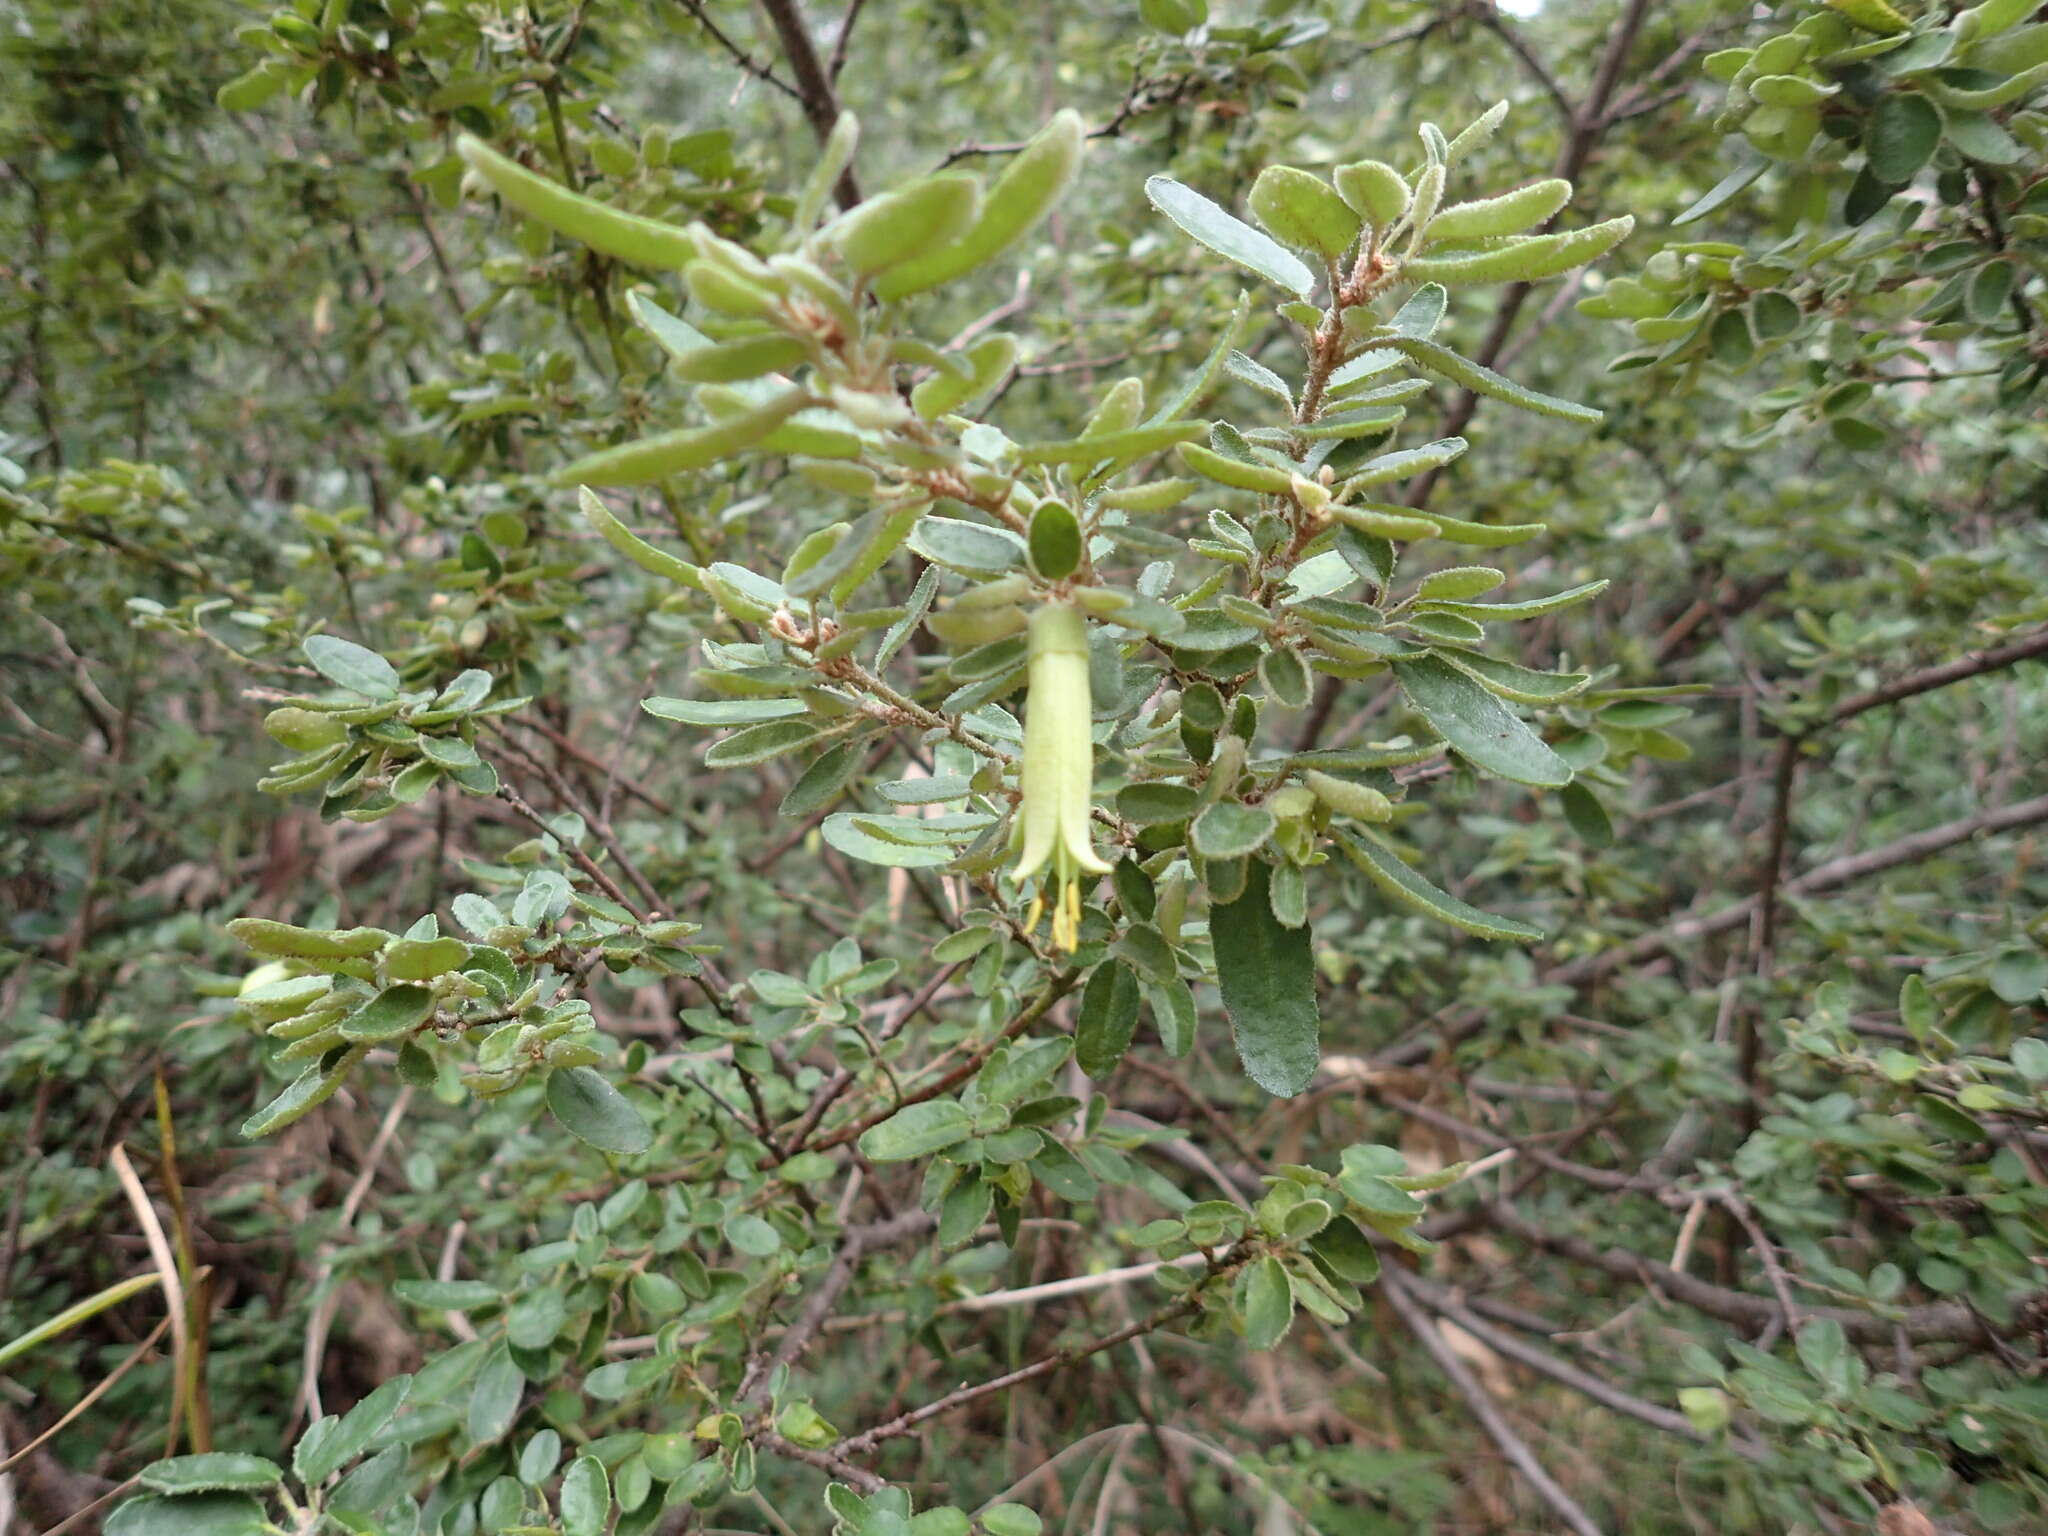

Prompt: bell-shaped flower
xmin=1011 ymin=601 xmax=1111 ymax=949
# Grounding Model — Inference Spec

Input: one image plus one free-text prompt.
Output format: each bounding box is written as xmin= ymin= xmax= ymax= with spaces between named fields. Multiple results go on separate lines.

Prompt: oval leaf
xmin=546 ymin=1067 xmax=653 ymax=1155
xmin=1212 ymin=862 xmax=1320 ymax=1097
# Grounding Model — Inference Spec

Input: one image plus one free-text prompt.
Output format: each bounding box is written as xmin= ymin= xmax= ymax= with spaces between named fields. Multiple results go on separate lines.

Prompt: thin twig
xmin=1380 ymin=1268 xmax=1606 ymax=1536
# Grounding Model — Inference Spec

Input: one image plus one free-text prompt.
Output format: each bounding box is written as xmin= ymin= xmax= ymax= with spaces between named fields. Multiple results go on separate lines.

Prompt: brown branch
xmin=739 ymin=1210 xmax=934 ymax=1414
xmin=671 ymin=0 xmax=803 ymax=103
xmin=1380 ymin=1268 xmax=1607 ymax=1536
xmin=807 ymin=967 xmax=1082 ymax=1151
xmin=758 ymin=0 xmax=862 ymax=209
xmin=1551 ymin=792 xmax=2048 ymax=992
xmin=1825 ymin=627 xmax=2048 ymax=728
xmin=1744 ymin=626 xmax=2048 ymax=1127
xmin=833 ymin=1287 xmax=1212 ymax=1457
xmin=1391 ymin=1269 xmax=1755 ymax=1454
xmin=1473 ymin=1201 xmax=2019 ymax=1345
xmin=1475 ymin=8 xmax=1573 ymax=127
xmin=827 ymin=0 xmax=866 ymax=84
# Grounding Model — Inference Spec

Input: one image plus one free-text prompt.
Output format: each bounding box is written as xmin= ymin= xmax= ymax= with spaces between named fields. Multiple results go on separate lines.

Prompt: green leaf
xmin=645 ymin=696 xmax=806 ymax=726
xmin=241 ymin=1047 xmax=369 ymax=1138
xmin=1386 ymin=337 xmax=1601 ymax=424
xmin=1402 ymin=216 xmax=1633 ymax=285
xmin=874 ymin=110 xmax=1086 ymax=299
xmin=1426 ymin=178 xmax=1570 ymax=243
xmin=908 ymin=516 xmax=1027 ymax=577
xmin=391 ymin=1279 xmax=501 ymax=1311
xmin=1191 ymin=802 xmax=1277 ymax=859
xmin=467 ymin=1345 xmax=524 ymax=1445
xmin=1868 ymin=92 xmax=1942 ymax=183
xmin=304 ymin=635 xmax=399 ymax=699
xmin=702 ymin=718 xmax=822 ymax=767
xmin=1391 ymin=654 xmax=1572 ymax=786
xmin=1146 ymin=977 xmax=1198 ymax=1058
xmin=981 ymin=1505 xmax=1045 ymax=1536
xmin=821 ymin=812 xmax=958 ymax=867
xmin=1560 ymin=783 xmax=1615 ymax=848
xmin=216 ymin=64 xmax=289 ymax=113
xmin=829 ymin=173 xmax=981 ymax=274
xmin=105 ymin=1494 xmax=268 ymax=1536
xmin=1144 ymin=176 xmax=1315 ymax=296
xmin=1942 ymin=107 xmax=2024 ymax=165
xmin=1148 ymin=291 xmax=1252 ymax=425
xmin=1075 ymin=960 xmax=1142 ymax=1077
xmin=1433 ymin=647 xmax=1588 ymax=704
xmin=555 ymin=390 xmax=810 ymax=488
xmin=457 ymin=135 xmax=702 ymax=270
xmin=1241 ymin=1255 xmax=1295 ymax=1349
xmin=1028 ymin=502 xmax=1083 ymax=579
xmin=858 ymin=1099 xmax=973 ymax=1161
xmin=297 ymin=1374 xmax=411 ymax=1487
xmin=1795 ymin=1318 xmax=1861 ymax=1398
xmin=1672 ymin=152 xmax=1767 ymax=227
xmin=561 ymin=1455 xmax=611 ymax=1536
xmin=1177 ymin=441 xmax=1295 ymax=494
xmin=385 ymin=937 xmax=471 ymax=986
xmin=578 ymin=486 xmax=703 ymax=589
xmin=1248 ymin=166 xmax=1360 ymax=258
xmin=1015 ymin=420 xmax=1204 ymax=467
xmin=1212 ymin=862 xmax=1320 ymax=1097
xmin=338 ymin=983 xmax=436 ymax=1043
xmin=727 ymin=1214 xmax=782 ymax=1256
xmin=139 ymin=1455 xmax=284 ymax=1496
xmin=780 ymin=741 xmax=866 ymax=816
xmin=546 ymin=1067 xmax=654 ymax=1155
xmin=1334 ymin=828 xmax=1544 ymax=942
xmin=507 ymin=1286 xmax=566 ymax=1349
xmin=1259 ymin=647 xmax=1312 ymax=709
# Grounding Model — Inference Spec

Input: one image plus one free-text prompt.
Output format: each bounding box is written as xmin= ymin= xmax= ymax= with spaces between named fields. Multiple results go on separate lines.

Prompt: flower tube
xmin=1012 ymin=601 xmax=1111 ymax=949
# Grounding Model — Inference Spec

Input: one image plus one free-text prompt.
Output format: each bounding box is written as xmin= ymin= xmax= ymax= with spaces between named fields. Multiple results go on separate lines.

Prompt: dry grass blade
xmin=107 ymin=1145 xmax=193 ymax=1457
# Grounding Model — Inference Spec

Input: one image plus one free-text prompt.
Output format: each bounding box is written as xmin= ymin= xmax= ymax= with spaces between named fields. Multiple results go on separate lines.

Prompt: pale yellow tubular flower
xmin=1012 ymin=601 xmax=1111 ymax=949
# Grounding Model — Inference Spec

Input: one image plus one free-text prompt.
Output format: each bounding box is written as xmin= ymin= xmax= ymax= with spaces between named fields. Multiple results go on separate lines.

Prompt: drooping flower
xmin=1012 ymin=601 xmax=1111 ymax=949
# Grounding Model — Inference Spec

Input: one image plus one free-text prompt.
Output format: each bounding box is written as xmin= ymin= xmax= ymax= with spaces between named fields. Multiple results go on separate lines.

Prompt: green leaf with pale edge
xmin=858 ymin=1099 xmax=972 ymax=1161
xmin=1391 ymin=654 xmax=1571 ymax=786
xmin=1241 ymin=1255 xmax=1295 ymax=1348
xmin=560 ymin=1456 xmax=610 ymax=1536
xmin=1075 ymin=960 xmax=1141 ymax=1077
xmin=1417 ymin=578 xmax=1607 ymax=621
xmin=1387 ymin=337 xmax=1602 ymax=424
xmin=1144 ymin=176 xmax=1314 ymax=296
xmin=1191 ymin=801 xmax=1277 ymax=858
xmin=1212 ymin=862 xmax=1320 ymax=1097
xmin=339 ymin=983 xmax=435 ymax=1042
xmin=546 ymin=1067 xmax=652 ymax=1155
xmin=645 ymin=696 xmax=806 ymax=726
xmin=1869 ymin=93 xmax=1941 ymax=184
xmin=821 ymin=812 xmax=958 ymax=867
xmin=138 ymin=1456 xmax=284 ymax=1496
xmin=106 ymin=1495 xmax=267 ymax=1536
xmin=296 ymin=1374 xmax=412 ymax=1486
xmin=241 ymin=1046 xmax=368 ymax=1138
xmin=1015 ymin=420 xmax=1203 ymax=466
xmin=1334 ymin=828 xmax=1543 ymax=941
xmin=579 ymin=486 xmax=702 ymax=589
xmin=305 ymin=634 xmax=399 ymax=699
xmin=1673 ymin=152 xmax=1767 ymax=227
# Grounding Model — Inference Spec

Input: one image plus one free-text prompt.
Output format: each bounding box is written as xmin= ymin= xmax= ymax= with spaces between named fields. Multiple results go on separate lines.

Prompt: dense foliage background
xmin=4 ymin=1 xmax=2046 ymax=1533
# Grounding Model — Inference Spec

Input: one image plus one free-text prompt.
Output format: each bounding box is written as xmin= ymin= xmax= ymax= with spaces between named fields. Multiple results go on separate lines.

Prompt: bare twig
xmin=1381 ymin=1268 xmax=1606 ymax=1536
xmin=758 ymin=0 xmax=862 ymax=208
